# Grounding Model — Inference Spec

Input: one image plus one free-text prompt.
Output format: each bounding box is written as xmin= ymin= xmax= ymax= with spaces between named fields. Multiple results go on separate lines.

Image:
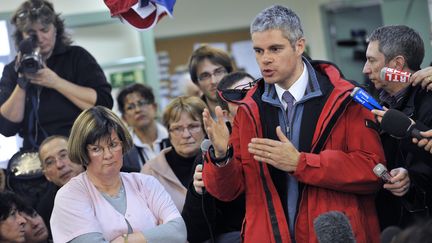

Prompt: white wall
xmin=1 ymin=0 xmax=331 ymax=61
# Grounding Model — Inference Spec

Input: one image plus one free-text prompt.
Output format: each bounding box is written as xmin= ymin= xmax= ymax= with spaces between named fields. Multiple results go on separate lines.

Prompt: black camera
xmin=16 ymin=35 xmax=43 ymax=74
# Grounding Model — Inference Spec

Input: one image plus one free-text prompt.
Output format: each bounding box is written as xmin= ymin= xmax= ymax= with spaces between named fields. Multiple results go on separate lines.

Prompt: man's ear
xmin=295 ymin=38 xmax=306 ymax=56
xmin=392 ymin=55 xmax=406 ymax=70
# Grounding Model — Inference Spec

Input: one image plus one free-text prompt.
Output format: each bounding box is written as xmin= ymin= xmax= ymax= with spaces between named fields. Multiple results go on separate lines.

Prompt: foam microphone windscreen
xmin=313 ymin=211 xmax=356 ymax=243
xmin=380 ymin=226 xmax=401 ymax=243
xmin=381 ymin=109 xmax=412 ymax=138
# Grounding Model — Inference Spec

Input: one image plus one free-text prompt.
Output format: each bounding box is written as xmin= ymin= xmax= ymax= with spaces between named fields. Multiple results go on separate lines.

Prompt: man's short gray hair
xmin=250 ymin=5 xmax=304 ymax=48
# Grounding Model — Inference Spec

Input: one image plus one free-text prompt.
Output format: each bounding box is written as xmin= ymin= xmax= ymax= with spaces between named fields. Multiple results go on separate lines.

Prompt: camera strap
xmin=27 ymin=86 xmax=48 ymax=149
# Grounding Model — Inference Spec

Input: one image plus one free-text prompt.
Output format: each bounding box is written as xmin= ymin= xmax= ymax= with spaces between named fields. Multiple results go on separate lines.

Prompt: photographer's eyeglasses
xmin=169 ymin=123 xmax=202 ymax=136
xmin=87 ymin=141 xmax=122 ymax=157
xmin=16 ymin=2 xmax=52 ymax=20
xmin=125 ymin=99 xmax=152 ymax=113
xmin=219 ymin=79 xmax=259 ymax=103
xmin=198 ymin=67 xmax=227 ymax=82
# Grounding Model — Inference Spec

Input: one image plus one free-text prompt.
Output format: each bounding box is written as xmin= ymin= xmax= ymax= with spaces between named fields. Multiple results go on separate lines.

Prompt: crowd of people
xmin=1 ymin=0 xmax=432 ymax=243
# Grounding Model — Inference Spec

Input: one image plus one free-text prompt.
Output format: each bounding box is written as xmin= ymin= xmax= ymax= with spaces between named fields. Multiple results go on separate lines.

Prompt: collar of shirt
xmin=131 ymin=122 xmax=168 ymax=151
xmin=274 ymin=62 xmax=308 ymax=110
xmin=379 ymin=86 xmax=410 ymax=109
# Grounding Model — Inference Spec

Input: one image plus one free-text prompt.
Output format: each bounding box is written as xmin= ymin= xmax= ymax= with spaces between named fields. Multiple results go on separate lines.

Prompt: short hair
xmin=188 ymin=45 xmax=234 ymax=84
xmin=11 ymin=0 xmax=72 ymax=48
xmin=217 ymin=71 xmax=255 ymax=91
xmin=38 ymin=135 xmax=68 ymax=161
xmin=162 ymin=96 xmax=207 ymax=130
xmin=368 ymin=25 xmax=424 ymax=71
xmin=116 ymin=83 xmax=155 ymax=114
xmin=0 ymin=191 xmax=21 ymax=221
xmin=216 ymin=71 xmax=255 ymax=110
xmin=250 ymin=5 xmax=304 ymax=48
xmin=68 ymin=106 xmax=133 ymax=166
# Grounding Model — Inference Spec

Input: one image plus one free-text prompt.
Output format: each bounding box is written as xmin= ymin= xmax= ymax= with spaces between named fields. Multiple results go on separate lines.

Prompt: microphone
xmin=199 ymin=139 xmax=212 ymax=193
xmin=381 ymin=109 xmax=429 ymax=140
xmin=380 ymin=226 xmax=401 ymax=243
xmin=373 ymin=163 xmax=393 ymax=183
xmin=350 ymin=87 xmax=384 ymax=111
xmin=200 ymin=139 xmax=212 ymax=161
xmin=380 ymin=67 xmax=412 ymax=83
xmin=313 ymin=211 xmax=355 ymax=243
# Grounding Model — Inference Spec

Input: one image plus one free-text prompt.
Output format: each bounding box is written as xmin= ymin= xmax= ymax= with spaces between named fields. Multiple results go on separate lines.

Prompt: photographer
xmin=0 ymin=0 xmax=113 ymax=150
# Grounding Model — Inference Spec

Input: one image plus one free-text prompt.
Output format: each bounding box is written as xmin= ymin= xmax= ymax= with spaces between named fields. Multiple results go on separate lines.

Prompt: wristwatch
xmin=17 ymin=76 xmax=30 ymax=90
xmin=209 ymin=145 xmax=233 ymax=166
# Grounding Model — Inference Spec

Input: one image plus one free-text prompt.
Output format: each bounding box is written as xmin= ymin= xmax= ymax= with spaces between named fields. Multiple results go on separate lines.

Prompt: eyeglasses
xmin=198 ymin=68 xmax=227 ymax=82
xmin=169 ymin=123 xmax=202 ymax=136
xmin=219 ymin=79 xmax=259 ymax=103
xmin=16 ymin=2 xmax=53 ymax=20
xmin=43 ymin=150 xmax=69 ymax=168
xmin=124 ymin=99 xmax=152 ymax=113
xmin=87 ymin=141 xmax=122 ymax=157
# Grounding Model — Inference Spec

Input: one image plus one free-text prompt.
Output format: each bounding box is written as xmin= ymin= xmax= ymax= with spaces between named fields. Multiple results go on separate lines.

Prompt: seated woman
xmin=50 ymin=106 xmax=186 ymax=243
xmin=0 ymin=191 xmax=27 ymax=243
xmin=142 ymin=96 xmax=207 ymax=212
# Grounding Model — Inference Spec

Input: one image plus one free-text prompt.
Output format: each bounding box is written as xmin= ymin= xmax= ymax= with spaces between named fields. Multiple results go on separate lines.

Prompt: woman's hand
xmin=193 ymin=164 xmax=205 ymax=194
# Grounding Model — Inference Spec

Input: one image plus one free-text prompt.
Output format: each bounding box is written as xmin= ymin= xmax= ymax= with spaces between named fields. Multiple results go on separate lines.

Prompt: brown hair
xmin=188 ymin=45 xmax=234 ymax=84
xmin=162 ymin=96 xmax=207 ymax=132
xmin=68 ymin=106 xmax=133 ymax=166
xmin=11 ymin=0 xmax=72 ymax=48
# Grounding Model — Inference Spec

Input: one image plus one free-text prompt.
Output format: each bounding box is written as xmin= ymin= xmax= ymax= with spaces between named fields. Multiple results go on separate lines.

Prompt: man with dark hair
xmin=35 ymin=135 xmax=83 ymax=240
xmin=117 ymin=83 xmax=169 ymax=172
xmin=0 ymin=0 xmax=113 ymax=150
xmin=365 ymin=25 xmax=432 ymax=229
xmin=17 ymin=197 xmax=49 ymax=243
xmin=188 ymin=45 xmax=234 ymax=118
xmin=202 ymin=5 xmax=385 ymax=242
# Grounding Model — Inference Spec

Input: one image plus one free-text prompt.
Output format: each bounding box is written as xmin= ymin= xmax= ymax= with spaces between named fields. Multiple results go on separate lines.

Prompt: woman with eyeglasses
xmin=142 ymin=96 xmax=207 ymax=212
xmin=116 ymin=83 xmax=169 ymax=173
xmin=50 ymin=106 xmax=186 ymax=243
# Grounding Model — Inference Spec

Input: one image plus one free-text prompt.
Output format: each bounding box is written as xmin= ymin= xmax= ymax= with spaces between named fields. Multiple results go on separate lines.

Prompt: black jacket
xmin=376 ymin=85 xmax=432 ymax=229
xmin=182 ymin=154 xmax=245 ymax=243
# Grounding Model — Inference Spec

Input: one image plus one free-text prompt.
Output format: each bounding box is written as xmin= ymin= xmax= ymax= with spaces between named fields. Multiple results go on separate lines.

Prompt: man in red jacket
xmin=202 ymin=5 xmax=385 ymax=243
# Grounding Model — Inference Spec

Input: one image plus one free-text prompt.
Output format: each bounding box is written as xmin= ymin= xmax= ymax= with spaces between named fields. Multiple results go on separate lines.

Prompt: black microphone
xmin=381 ymin=109 xmax=429 ymax=140
xmin=380 ymin=226 xmax=401 ymax=243
xmin=313 ymin=211 xmax=356 ymax=243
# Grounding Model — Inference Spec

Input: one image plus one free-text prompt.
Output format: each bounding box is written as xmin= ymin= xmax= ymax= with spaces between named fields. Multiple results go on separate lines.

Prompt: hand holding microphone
xmin=195 ymin=139 xmax=212 ymax=194
xmin=410 ymin=66 xmax=432 ymax=91
xmin=412 ymin=129 xmax=432 ymax=154
xmin=350 ymin=87 xmax=383 ymax=111
xmin=373 ymin=163 xmax=410 ymax=196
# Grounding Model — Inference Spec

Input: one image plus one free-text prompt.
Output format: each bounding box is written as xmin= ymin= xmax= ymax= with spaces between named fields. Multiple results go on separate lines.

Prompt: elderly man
xmin=36 ymin=135 xmax=84 ymax=240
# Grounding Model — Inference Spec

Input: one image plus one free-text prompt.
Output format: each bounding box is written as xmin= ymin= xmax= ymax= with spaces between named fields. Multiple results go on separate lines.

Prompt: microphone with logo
xmin=350 ymin=87 xmax=383 ymax=111
xmin=313 ymin=211 xmax=356 ymax=243
xmin=380 ymin=67 xmax=412 ymax=83
xmin=380 ymin=109 xmax=430 ymax=140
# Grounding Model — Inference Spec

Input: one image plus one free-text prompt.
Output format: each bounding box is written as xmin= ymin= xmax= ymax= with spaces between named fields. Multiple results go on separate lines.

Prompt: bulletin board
xmin=155 ymin=28 xmax=251 ymax=74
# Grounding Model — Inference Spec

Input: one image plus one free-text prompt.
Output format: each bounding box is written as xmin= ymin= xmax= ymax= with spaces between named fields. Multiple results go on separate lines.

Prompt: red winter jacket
xmin=203 ymin=62 xmax=385 ymax=243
